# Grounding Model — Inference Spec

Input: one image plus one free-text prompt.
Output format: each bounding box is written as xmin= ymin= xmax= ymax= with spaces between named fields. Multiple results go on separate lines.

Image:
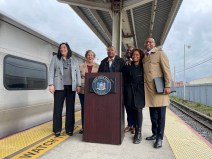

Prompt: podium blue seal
xmin=92 ymin=76 xmax=111 ymax=95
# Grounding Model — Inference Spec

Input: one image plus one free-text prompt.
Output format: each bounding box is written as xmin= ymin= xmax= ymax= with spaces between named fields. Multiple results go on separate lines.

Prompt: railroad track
xmin=170 ymin=99 xmax=212 ymax=131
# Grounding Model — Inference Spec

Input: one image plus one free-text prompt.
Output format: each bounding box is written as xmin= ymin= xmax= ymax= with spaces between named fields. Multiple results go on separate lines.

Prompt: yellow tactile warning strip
xmin=165 ymin=108 xmax=212 ymax=159
xmin=0 ymin=111 xmax=81 ymax=159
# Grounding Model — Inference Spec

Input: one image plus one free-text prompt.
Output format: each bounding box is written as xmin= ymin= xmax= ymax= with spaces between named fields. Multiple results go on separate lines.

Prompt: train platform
xmin=0 ymin=107 xmax=211 ymax=159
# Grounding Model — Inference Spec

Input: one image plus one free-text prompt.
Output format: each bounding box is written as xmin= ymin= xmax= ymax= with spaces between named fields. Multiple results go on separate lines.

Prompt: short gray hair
xmin=85 ymin=50 xmax=96 ymax=58
xmin=107 ymin=46 xmax=116 ymax=51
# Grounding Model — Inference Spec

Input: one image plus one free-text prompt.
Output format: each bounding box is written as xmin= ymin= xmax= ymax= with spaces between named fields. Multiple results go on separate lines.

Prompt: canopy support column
xmin=111 ymin=0 xmax=122 ymax=57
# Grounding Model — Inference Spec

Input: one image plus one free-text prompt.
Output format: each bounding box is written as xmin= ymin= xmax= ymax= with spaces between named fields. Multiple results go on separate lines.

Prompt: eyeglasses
xmin=127 ymin=49 xmax=133 ymax=52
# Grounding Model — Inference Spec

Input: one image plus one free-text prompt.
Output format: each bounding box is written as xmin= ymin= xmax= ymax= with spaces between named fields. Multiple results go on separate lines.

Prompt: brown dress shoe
xmin=124 ymin=126 xmax=132 ymax=132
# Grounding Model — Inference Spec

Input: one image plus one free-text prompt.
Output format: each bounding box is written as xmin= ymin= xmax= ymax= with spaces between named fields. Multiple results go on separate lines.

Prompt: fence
xmin=173 ymin=84 xmax=212 ymax=107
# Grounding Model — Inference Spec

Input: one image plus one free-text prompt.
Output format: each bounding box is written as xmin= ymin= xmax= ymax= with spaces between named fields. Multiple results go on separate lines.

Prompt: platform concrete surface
xmin=39 ymin=108 xmax=175 ymax=159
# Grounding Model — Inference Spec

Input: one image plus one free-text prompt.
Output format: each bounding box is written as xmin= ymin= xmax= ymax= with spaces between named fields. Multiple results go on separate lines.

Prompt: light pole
xmin=183 ymin=44 xmax=191 ymax=100
xmin=174 ymin=66 xmax=175 ymax=86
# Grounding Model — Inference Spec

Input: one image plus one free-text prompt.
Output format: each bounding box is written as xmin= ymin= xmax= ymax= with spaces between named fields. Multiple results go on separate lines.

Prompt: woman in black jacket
xmin=122 ymin=48 xmax=145 ymax=144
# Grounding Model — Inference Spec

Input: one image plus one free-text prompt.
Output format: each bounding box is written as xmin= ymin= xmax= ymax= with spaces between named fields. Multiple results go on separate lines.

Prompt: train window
xmin=4 ymin=55 xmax=47 ymax=90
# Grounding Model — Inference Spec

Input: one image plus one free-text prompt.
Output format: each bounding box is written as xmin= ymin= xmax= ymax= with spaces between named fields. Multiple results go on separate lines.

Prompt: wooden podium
xmin=83 ymin=72 xmax=125 ymax=145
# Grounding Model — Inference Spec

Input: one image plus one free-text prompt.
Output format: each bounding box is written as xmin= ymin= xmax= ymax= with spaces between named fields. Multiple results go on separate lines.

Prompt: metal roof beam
xmin=123 ymin=0 xmax=153 ymax=11
xmin=122 ymin=11 xmax=134 ymax=48
xmin=149 ymin=0 xmax=157 ymax=37
xmin=89 ymin=9 xmax=112 ymax=41
xmin=110 ymin=0 xmax=123 ymax=56
xmin=57 ymin=0 xmax=111 ymax=12
xmin=130 ymin=9 xmax=138 ymax=48
xmin=160 ymin=0 xmax=182 ymax=45
xmin=70 ymin=5 xmax=109 ymax=46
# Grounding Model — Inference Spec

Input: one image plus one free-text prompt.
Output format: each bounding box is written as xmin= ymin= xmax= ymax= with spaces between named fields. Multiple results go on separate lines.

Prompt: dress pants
xmin=53 ymin=85 xmax=76 ymax=133
xmin=125 ymin=105 xmax=135 ymax=127
xmin=133 ymin=108 xmax=143 ymax=128
xmin=149 ymin=106 xmax=166 ymax=140
xmin=78 ymin=93 xmax=85 ymax=128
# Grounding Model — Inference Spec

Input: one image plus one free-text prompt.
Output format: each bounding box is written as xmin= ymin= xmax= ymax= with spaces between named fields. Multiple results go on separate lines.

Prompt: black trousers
xmin=149 ymin=106 xmax=166 ymax=140
xmin=78 ymin=93 xmax=84 ymax=128
xmin=53 ymin=85 xmax=76 ymax=133
xmin=125 ymin=105 xmax=135 ymax=127
xmin=133 ymin=108 xmax=143 ymax=129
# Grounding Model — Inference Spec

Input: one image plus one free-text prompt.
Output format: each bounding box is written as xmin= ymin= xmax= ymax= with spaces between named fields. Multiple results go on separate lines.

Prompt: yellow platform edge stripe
xmin=10 ymin=126 xmax=81 ymax=159
xmin=0 ymin=111 xmax=81 ymax=159
xmin=165 ymin=108 xmax=212 ymax=159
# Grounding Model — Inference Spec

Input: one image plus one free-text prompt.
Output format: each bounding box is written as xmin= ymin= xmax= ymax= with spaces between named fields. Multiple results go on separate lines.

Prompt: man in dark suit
xmin=123 ymin=46 xmax=135 ymax=134
xmin=98 ymin=46 xmax=124 ymax=72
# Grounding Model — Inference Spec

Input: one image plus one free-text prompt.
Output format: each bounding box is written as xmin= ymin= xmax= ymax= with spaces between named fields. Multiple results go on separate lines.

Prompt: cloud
xmin=164 ymin=0 xmax=212 ymax=82
xmin=0 ymin=0 xmax=106 ymax=60
xmin=0 ymin=0 xmax=6 ymax=4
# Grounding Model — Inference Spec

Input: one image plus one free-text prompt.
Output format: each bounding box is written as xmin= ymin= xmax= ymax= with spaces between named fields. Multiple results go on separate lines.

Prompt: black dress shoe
xmin=146 ymin=134 xmax=157 ymax=140
xmin=154 ymin=139 xmax=162 ymax=148
xmin=54 ymin=132 xmax=61 ymax=137
xmin=79 ymin=129 xmax=83 ymax=134
xmin=67 ymin=132 xmax=73 ymax=136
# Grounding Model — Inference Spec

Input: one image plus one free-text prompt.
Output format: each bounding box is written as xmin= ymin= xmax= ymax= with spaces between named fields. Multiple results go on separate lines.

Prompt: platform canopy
xmin=57 ymin=0 xmax=182 ymax=56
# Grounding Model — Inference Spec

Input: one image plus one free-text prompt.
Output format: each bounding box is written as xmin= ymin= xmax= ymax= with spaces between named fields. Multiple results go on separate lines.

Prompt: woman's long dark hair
xmin=57 ymin=42 xmax=72 ymax=59
xmin=132 ymin=48 xmax=144 ymax=67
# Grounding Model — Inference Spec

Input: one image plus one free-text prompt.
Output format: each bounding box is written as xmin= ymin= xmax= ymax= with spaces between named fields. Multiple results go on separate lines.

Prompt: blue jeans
xmin=78 ymin=93 xmax=84 ymax=128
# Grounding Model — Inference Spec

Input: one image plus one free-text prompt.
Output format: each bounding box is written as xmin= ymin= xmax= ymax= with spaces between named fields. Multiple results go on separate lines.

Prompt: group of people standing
xmin=48 ymin=37 xmax=172 ymax=149
xmin=48 ymin=43 xmax=98 ymax=136
xmin=123 ymin=37 xmax=172 ymax=148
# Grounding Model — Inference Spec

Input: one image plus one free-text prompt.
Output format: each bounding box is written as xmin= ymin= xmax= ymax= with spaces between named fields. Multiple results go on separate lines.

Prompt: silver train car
xmin=0 ymin=12 xmax=84 ymax=138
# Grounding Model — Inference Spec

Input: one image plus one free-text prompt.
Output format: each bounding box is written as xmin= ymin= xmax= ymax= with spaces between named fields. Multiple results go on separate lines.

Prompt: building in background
xmin=188 ymin=76 xmax=212 ymax=85
xmin=174 ymin=81 xmax=184 ymax=86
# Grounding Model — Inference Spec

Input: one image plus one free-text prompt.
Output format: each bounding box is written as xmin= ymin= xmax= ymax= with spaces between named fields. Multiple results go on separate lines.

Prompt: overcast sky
xmin=0 ymin=0 xmax=212 ymax=82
